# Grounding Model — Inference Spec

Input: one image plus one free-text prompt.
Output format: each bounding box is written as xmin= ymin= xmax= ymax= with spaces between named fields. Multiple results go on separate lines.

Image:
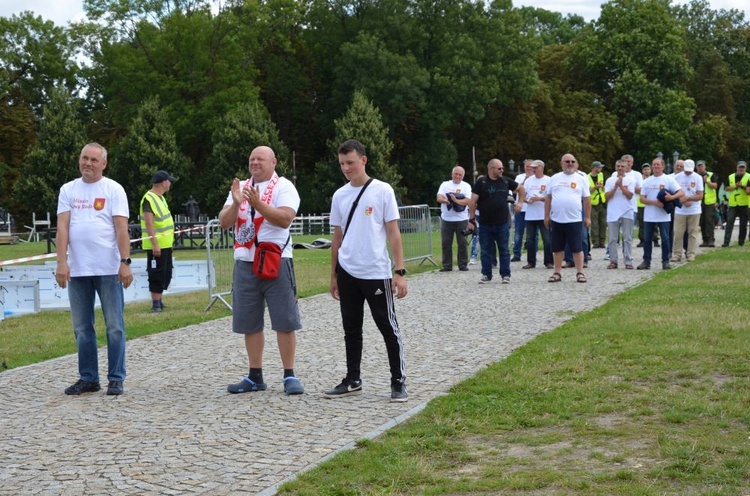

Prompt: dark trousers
xmin=146 ymin=247 xmax=173 ymax=293
xmin=480 ymin=222 xmax=511 ymax=279
xmin=336 ymin=266 xmax=406 ymax=386
xmin=512 ymin=211 xmax=526 ymax=259
xmin=643 ymin=222 xmax=671 ymax=264
xmin=638 ymin=206 xmax=659 ymax=243
xmin=525 ymin=220 xmax=552 ymax=266
xmin=440 ymin=219 xmax=469 ymax=269
xmin=723 ymin=205 xmax=748 ymax=246
xmin=590 ymin=203 xmax=607 ymax=247
xmin=700 ymin=203 xmax=716 ymax=244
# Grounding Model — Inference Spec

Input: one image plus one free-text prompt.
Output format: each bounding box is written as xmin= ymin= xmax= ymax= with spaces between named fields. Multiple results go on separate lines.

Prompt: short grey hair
xmin=82 ymin=142 xmax=108 ymax=161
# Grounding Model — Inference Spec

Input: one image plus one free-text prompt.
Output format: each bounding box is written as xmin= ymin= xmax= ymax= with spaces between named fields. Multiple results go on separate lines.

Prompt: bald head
xmin=487 ymin=159 xmax=503 ymax=179
xmin=249 ymin=146 xmax=278 ymax=182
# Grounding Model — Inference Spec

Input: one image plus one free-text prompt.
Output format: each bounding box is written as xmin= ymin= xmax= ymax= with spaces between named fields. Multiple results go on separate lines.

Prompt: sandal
xmin=576 ymin=272 xmax=587 ymax=283
xmin=548 ymin=272 xmax=562 ymax=283
xmin=607 ymin=262 xmax=618 ymax=269
xmin=227 ymin=377 xmax=268 ymax=394
xmin=625 ymin=264 xmax=634 ymax=269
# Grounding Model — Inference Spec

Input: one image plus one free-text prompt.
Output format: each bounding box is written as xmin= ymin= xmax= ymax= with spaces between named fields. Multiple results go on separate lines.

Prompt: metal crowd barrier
xmin=205 ymin=205 xmax=436 ymax=313
xmin=204 ymin=219 xmax=235 ymax=312
xmin=398 ymin=204 xmax=436 ymax=266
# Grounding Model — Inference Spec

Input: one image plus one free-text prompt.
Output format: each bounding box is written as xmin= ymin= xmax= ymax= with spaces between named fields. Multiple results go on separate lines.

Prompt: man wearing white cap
xmin=672 ymin=160 xmax=704 ymax=262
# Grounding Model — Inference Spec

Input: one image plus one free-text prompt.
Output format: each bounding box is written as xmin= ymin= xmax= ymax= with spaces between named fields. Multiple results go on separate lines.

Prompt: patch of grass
xmin=278 ymin=247 xmax=750 ymax=494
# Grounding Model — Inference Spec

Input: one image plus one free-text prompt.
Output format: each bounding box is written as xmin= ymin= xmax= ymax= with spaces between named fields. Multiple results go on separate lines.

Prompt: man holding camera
xmin=436 ymin=166 xmax=472 ymax=271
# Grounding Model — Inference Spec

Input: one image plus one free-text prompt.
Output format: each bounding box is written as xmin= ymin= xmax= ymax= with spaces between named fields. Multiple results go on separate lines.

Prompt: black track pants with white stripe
xmin=336 ymin=266 xmax=406 ymax=386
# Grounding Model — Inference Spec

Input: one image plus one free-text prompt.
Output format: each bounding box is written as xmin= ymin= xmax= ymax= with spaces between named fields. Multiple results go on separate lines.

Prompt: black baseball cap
xmin=152 ymin=170 xmax=177 ymax=183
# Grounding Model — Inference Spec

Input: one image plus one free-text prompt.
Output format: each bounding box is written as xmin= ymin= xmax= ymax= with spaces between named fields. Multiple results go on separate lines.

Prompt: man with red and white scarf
xmin=219 ymin=145 xmax=305 ymax=396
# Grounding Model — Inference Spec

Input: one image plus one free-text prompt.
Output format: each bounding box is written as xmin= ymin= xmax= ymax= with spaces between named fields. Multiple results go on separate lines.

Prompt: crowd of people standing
xmin=438 ymin=154 xmax=749 ymax=283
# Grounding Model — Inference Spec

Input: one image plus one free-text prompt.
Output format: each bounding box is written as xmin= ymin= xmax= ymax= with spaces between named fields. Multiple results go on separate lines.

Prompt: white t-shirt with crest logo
xmin=57 ymin=176 xmax=129 ymax=277
xmin=331 ymin=179 xmax=400 ymax=280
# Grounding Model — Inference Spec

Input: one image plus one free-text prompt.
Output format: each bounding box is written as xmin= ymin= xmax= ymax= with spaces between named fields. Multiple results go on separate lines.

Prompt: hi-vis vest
xmin=702 ymin=171 xmax=717 ymax=205
xmin=140 ymin=191 xmax=174 ymax=250
xmin=727 ymin=173 xmax=749 ymax=207
xmin=588 ymin=172 xmax=607 ymax=206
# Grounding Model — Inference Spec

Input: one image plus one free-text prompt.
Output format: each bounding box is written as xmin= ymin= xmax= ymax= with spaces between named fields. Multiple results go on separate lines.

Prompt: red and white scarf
xmin=234 ymin=172 xmax=280 ymax=249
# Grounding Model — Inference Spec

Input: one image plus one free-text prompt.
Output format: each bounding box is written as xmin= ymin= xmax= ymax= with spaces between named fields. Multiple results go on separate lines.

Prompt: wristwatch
xmin=394 ymin=268 xmax=407 ymax=277
xmin=120 ymin=258 xmax=132 ymax=265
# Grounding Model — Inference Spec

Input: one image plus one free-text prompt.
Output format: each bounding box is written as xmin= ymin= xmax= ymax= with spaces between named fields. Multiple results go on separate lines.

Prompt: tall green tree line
xmin=1 ymin=0 xmax=748 ymax=225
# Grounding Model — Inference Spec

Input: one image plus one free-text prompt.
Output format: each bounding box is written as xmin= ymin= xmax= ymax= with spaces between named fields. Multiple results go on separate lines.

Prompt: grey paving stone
xmin=0 ymin=256 xmax=659 ymax=494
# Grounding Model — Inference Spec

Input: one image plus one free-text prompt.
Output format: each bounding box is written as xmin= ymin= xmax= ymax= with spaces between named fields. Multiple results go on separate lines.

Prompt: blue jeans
xmin=643 ymin=222 xmax=671 ymax=264
xmin=480 ymin=222 xmax=510 ymax=279
xmin=68 ymin=275 xmax=127 ymax=383
xmin=470 ymin=226 xmax=479 ymax=260
xmin=564 ymin=218 xmax=589 ymax=264
xmin=512 ymin=211 xmax=526 ymax=259
xmin=525 ymin=220 xmax=552 ymax=266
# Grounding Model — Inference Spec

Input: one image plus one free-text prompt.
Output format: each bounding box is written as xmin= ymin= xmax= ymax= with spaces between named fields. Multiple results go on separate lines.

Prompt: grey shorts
xmin=232 ymin=258 xmax=302 ymax=334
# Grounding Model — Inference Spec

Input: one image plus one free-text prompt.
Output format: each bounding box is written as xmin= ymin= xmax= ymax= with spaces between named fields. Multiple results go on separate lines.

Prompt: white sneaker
xmin=469 ymin=258 xmax=477 ymax=265
xmin=478 ymin=276 xmax=491 ymax=284
xmin=502 ymin=276 xmax=511 ymax=284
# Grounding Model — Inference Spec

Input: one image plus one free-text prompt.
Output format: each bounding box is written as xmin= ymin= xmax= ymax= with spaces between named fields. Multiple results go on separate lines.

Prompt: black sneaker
xmin=65 ymin=379 xmax=101 ymax=395
xmin=390 ymin=383 xmax=408 ymax=403
xmin=106 ymin=381 xmax=124 ymax=396
xmin=324 ymin=378 xmax=362 ymax=398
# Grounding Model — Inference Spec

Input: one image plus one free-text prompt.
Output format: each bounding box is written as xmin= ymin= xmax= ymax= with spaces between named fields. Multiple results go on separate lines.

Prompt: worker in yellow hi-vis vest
xmin=140 ymin=170 xmax=176 ymax=313
xmin=722 ymin=161 xmax=749 ymax=247
xmin=696 ymin=160 xmax=719 ymax=247
xmin=588 ymin=161 xmax=607 ymax=249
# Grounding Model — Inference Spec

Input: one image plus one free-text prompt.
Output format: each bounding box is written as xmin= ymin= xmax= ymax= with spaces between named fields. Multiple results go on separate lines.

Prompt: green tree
xmin=0 ymin=97 xmax=35 ymax=208
xmin=12 ymin=87 xmax=87 ymax=223
xmin=83 ymin=0 xmax=263 ymax=180
xmin=0 ymin=12 xmax=79 ymax=114
xmin=309 ymin=91 xmax=399 ymax=212
xmin=569 ymin=0 xmax=694 ymax=159
xmin=676 ymin=0 xmax=750 ymax=169
xmin=110 ymin=96 xmax=192 ymax=217
xmin=205 ymin=101 xmax=289 ymax=216
xmin=1 ymin=12 xmax=81 ymax=212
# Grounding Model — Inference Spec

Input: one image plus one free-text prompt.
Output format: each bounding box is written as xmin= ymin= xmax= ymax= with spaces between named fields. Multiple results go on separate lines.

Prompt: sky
xmin=1 ymin=0 xmax=748 ymax=26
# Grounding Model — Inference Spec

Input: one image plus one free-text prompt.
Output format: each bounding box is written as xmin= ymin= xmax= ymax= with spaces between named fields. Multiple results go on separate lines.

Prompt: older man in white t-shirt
xmin=436 ymin=166 xmax=472 ymax=271
xmin=521 ymin=160 xmax=552 ymax=269
xmin=604 ymin=159 xmax=636 ymax=269
xmin=638 ymin=157 xmax=685 ymax=270
xmin=672 ymin=159 xmax=704 ymax=262
xmin=544 ymin=153 xmax=591 ymax=283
